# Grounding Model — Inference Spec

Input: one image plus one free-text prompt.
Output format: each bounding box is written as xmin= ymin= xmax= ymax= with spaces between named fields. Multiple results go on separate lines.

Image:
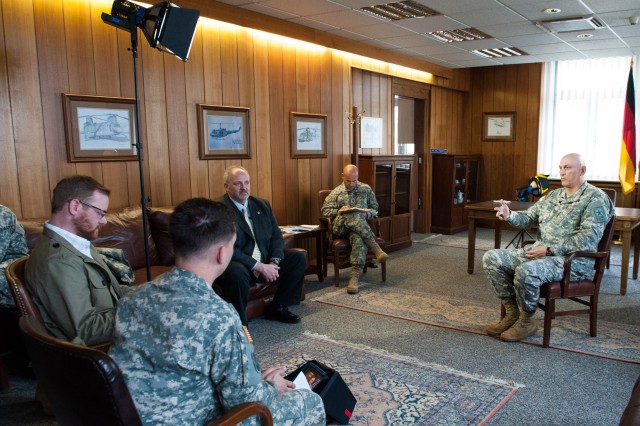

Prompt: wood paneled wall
xmin=468 ymin=63 xmax=543 ymax=202
xmin=0 ymin=0 xmax=529 ymax=226
xmin=351 ymin=68 xmax=393 ymax=156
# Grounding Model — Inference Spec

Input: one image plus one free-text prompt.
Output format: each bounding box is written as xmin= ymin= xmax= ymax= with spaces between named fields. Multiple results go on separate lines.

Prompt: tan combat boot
xmin=347 ymin=267 xmax=361 ymax=294
xmin=500 ymin=310 xmax=538 ymax=342
xmin=484 ymin=299 xmax=519 ymax=336
xmin=366 ymin=239 xmax=388 ymax=263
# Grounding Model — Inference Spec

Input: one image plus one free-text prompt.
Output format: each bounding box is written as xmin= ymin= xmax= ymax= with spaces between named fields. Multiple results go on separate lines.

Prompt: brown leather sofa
xmin=19 ymin=205 xmax=301 ymax=321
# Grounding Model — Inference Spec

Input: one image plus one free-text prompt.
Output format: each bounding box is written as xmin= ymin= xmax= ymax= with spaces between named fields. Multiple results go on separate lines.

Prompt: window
xmin=538 ymin=56 xmax=640 ymax=180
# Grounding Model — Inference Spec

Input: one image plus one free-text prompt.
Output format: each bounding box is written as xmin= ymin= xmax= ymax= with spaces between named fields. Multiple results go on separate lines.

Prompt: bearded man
xmin=25 ymin=175 xmax=131 ymax=345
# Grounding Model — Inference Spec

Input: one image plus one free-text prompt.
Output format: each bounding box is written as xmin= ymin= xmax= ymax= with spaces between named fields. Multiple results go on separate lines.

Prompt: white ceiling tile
xmin=406 ymin=43 xmax=467 ymax=55
xmin=492 ymin=55 xmax=545 ymax=65
xmin=378 ymin=34 xmax=441 ymax=48
xmin=412 ymin=0 xmax=498 ymax=15
xmin=346 ymin=22 xmax=418 ymax=38
xmin=327 ymin=28 xmax=372 ymax=41
xmin=537 ymin=51 xmax=588 ymax=61
xmin=582 ymin=0 xmax=640 ymax=14
xmin=584 ymin=48 xmax=634 ymax=58
xmin=213 ymin=0 xmax=640 ymax=69
xmin=497 ymin=33 xmax=565 ymax=47
xmin=448 ymin=7 xmax=527 ymax=28
xmin=506 ymin=0 xmax=592 ymax=22
xmin=289 ymin=17 xmax=338 ymax=32
xmin=568 ymin=38 xmax=627 ymax=50
xmin=625 ymin=36 xmax=640 ymax=46
xmin=259 ymin=0 xmax=347 ymax=16
xmin=327 ymin=0 xmax=379 ymax=8
xmin=241 ymin=3 xmax=299 ymax=19
xmin=478 ymin=22 xmax=546 ymax=38
xmin=453 ymin=38 xmax=510 ymax=51
xmin=447 ymin=58 xmax=503 ymax=67
xmin=305 ymin=9 xmax=381 ymax=28
xmin=391 ymin=15 xmax=465 ymax=33
xmin=523 ymin=43 xmax=576 ymax=54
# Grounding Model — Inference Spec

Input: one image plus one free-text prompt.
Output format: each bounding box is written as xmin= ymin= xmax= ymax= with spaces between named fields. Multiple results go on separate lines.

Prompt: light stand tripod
xmin=505 ymin=228 xmax=534 ymax=249
xmin=129 ymin=14 xmax=152 ymax=282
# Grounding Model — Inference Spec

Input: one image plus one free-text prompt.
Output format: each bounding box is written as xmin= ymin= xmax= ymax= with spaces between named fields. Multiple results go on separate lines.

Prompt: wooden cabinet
xmin=431 ymin=154 xmax=481 ymax=234
xmin=358 ymin=155 xmax=417 ymax=251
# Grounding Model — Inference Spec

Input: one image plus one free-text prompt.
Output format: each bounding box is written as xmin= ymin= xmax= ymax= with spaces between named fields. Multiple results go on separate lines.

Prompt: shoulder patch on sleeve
xmin=593 ymin=206 xmax=607 ymax=223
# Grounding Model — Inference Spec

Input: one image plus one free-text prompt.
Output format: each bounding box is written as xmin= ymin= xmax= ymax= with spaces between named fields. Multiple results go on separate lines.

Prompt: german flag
xmin=619 ymin=63 xmax=636 ymax=194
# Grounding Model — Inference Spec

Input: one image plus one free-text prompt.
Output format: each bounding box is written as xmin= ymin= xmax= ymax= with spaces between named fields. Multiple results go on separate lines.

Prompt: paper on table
xmin=298 ymin=224 xmax=319 ymax=230
xmin=293 ymin=372 xmax=312 ymax=391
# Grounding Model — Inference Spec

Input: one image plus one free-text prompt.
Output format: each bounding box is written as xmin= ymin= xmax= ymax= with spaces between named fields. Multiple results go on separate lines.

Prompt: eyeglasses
xmin=78 ymin=199 xmax=108 ymax=219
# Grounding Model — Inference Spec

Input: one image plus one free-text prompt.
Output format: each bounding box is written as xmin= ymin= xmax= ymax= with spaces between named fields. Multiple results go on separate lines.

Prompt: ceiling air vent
xmin=536 ymin=16 xmax=604 ymax=33
xmin=359 ymin=1 xmax=440 ymax=21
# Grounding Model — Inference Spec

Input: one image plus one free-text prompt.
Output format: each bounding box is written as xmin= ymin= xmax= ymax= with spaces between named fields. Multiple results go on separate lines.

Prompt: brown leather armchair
xmin=5 ymin=256 xmax=42 ymax=323
xmin=19 ymin=315 xmax=273 ymax=426
xmin=318 ymin=189 xmax=387 ymax=287
xmin=506 ymin=213 xmax=616 ymax=348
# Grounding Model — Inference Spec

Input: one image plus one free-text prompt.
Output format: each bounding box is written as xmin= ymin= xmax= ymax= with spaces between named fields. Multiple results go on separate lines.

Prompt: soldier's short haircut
xmin=51 ymin=175 xmax=110 ymax=214
xmin=170 ymin=198 xmax=236 ymax=258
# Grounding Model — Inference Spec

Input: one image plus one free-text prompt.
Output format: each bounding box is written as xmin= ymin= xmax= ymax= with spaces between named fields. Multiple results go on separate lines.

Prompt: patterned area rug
xmin=255 ymin=333 xmax=518 ymax=425
xmin=313 ymin=287 xmax=640 ymax=364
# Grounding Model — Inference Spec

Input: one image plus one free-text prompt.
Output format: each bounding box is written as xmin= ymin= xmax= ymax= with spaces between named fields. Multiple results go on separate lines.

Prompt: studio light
xmin=102 ymin=1 xmax=200 ymax=62
xmin=516 ymin=174 xmax=550 ymax=201
xmin=101 ymin=0 xmax=200 ymax=279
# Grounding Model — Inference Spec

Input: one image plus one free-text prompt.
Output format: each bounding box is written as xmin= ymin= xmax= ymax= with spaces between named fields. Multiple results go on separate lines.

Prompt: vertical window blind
xmin=538 ymin=56 xmax=640 ymax=180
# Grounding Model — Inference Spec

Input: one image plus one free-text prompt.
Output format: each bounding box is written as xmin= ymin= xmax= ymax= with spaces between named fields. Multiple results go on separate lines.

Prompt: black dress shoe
xmin=265 ymin=305 xmax=301 ymax=324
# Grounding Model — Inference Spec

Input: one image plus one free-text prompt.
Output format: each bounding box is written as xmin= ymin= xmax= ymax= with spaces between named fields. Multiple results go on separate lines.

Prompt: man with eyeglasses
xmin=25 ymin=175 xmax=132 ymax=345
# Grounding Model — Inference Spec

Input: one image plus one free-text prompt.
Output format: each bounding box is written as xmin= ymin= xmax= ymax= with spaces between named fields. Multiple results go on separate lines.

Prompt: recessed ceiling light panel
xmin=427 ymin=28 xmax=491 ymax=43
xmin=577 ymin=33 xmax=593 ymax=38
xmin=471 ymin=47 xmax=528 ymax=58
xmin=543 ymin=8 xmax=561 ymax=14
xmin=359 ymin=1 xmax=441 ymax=21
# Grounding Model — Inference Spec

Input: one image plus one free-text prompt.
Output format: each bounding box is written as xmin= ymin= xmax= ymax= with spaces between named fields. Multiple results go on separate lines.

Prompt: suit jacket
xmin=25 ymin=227 xmax=130 ymax=346
xmin=218 ymin=194 xmax=284 ymax=271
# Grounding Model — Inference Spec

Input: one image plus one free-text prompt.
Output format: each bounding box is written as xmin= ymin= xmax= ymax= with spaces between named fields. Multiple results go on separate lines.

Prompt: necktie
xmin=243 ymin=207 xmax=262 ymax=263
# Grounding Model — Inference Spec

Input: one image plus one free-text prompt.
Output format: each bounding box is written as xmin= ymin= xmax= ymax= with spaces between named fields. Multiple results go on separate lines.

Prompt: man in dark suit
xmin=216 ymin=166 xmax=305 ymax=325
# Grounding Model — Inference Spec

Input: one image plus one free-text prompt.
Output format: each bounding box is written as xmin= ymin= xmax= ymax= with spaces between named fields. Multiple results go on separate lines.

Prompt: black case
xmin=285 ymin=360 xmax=357 ymax=424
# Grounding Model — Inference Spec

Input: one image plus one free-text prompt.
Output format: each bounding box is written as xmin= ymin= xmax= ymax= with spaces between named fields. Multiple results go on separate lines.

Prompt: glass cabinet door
xmin=374 ymin=163 xmax=393 ymax=217
xmin=394 ymin=162 xmax=412 ymax=214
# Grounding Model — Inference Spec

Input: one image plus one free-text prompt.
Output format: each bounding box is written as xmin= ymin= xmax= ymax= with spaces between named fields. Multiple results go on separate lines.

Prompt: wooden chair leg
xmin=542 ymin=298 xmax=554 ymax=348
xmin=590 ymin=295 xmax=598 ymax=337
xmin=334 ymin=260 xmax=340 ymax=287
xmin=381 ymin=262 xmax=386 ymax=282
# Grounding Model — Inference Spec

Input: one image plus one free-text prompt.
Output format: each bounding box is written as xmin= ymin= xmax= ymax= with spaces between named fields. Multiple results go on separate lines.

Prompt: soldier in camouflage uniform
xmin=0 ymin=204 xmax=28 ymax=307
xmin=322 ymin=164 xmax=388 ymax=294
xmin=109 ymin=198 xmax=325 ymax=426
xmin=483 ymin=153 xmax=614 ymax=342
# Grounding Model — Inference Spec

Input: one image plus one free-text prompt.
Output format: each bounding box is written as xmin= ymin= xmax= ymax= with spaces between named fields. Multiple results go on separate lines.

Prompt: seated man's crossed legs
xmin=332 ymin=213 xmax=387 ymax=294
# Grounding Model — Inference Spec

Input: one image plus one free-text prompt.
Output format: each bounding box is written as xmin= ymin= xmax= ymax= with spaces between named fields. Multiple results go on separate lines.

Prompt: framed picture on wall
xmin=62 ymin=94 xmax=138 ymax=162
xmin=361 ymin=116 xmax=383 ymax=149
xmin=290 ymin=112 xmax=327 ymax=158
xmin=483 ymin=112 xmax=516 ymax=141
xmin=198 ymin=104 xmax=251 ymax=159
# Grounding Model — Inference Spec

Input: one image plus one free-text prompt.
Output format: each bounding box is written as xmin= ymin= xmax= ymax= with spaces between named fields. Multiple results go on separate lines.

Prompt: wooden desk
xmin=281 ymin=227 xmax=324 ymax=282
xmin=465 ymin=201 xmax=640 ymax=295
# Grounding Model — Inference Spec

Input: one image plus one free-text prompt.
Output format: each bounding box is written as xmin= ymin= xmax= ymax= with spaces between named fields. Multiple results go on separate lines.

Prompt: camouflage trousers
xmin=332 ymin=212 xmax=376 ymax=269
xmin=482 ymin=248 xmax=568 ymax=312
xmin=267 ymin=388 xmax=325 ymax=426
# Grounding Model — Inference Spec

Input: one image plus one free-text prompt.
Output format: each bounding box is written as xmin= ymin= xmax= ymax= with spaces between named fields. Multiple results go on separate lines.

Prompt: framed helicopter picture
xmin=290 ymin=112 xmax=327 ymax=159
xmin=62 ymin=94 xmax=138 ymax=162
xmin=198 ymin=104 xmax=251 ymax=159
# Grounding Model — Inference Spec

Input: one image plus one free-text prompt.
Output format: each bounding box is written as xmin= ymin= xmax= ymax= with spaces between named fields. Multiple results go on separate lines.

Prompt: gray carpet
xmin=3 ymin=228 xmax=640 ymax=425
